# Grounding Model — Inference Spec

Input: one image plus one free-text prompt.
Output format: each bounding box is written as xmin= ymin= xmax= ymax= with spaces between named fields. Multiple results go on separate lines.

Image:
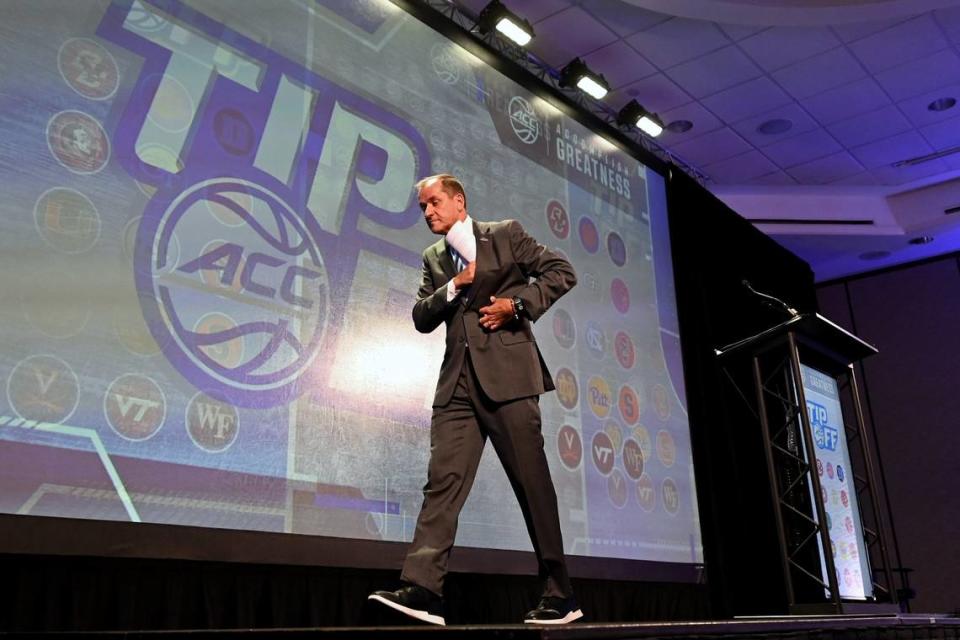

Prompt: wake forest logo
xmin=508 ymin=96 xmax=540 ymax=144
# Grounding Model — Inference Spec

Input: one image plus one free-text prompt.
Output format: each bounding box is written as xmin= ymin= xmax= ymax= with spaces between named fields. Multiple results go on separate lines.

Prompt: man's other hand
xmin=453 ymin=261 xmax=476 ymax=289
xmin=479 ymin=296 xmax=514 ymax=331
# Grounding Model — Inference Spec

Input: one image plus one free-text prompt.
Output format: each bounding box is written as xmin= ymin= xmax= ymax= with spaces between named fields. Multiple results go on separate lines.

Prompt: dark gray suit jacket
xmin=412 ymin=219 xmax=577 ymax=407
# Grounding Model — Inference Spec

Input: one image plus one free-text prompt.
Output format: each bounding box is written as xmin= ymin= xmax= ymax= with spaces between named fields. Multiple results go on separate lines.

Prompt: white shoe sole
xmin=524 ymin=608 xmax=584 ymax=624
xmin=368 ymin=594 xmax=446 ymax=626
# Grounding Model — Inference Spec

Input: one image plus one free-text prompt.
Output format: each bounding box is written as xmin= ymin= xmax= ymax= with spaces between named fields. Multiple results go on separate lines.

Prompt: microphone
xmin=742 ymin=279 xmax=799 ymax=318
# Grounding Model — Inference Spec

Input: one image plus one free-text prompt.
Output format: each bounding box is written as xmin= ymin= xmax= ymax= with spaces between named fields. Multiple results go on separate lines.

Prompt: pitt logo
xmin=587 ymin=376 xmax=611 ymax=418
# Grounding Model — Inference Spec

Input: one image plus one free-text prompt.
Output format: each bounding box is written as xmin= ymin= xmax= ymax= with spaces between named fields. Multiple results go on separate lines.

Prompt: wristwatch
xmin=511 ymin=296 xmax=525 ymax=321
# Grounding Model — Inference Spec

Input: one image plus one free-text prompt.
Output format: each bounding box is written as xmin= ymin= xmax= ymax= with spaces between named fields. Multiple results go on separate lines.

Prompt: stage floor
xmin=3 ymin=614 xmax=959 ymax=640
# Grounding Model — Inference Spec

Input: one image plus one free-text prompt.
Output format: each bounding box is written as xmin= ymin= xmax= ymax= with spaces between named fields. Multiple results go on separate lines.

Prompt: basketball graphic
xmin=136 ymin=178 xmax=329 ymax=407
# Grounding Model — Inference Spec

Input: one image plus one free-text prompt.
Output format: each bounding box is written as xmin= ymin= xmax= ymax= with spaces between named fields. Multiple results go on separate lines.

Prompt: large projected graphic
xmin=0 ymin=0 xmax=701 ymax=564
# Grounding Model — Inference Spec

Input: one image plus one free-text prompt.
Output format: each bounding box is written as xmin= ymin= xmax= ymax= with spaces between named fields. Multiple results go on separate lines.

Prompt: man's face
xmin=419 ymin=180 xmax=465 ymax=235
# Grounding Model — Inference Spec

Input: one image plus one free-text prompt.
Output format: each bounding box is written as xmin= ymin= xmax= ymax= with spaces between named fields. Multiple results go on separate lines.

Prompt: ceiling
xmin=451 ymin=0 xmax=960 ymax=281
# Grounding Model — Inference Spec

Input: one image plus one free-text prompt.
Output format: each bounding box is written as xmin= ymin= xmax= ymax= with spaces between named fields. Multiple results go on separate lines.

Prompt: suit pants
xmin=400 ymin=350 xmax=572 ymax=598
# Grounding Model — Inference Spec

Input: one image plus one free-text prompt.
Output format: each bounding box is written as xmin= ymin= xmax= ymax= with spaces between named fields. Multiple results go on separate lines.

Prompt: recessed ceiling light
xmin=927 ymin=97 xmax=956 ymax=112
xmin=756 ymin=118 xmax=792 ymax=135
xmin=859 ymin=250 xmax=891 ymax=261
xmin=908 ymin=235 xmax=934 ymax=245
xmin=666 ymin=119 xmax=693 ymax=133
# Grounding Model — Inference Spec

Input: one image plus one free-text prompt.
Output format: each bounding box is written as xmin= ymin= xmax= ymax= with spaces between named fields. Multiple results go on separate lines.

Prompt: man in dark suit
xmin=369 ymin=174 xmax=581 ymax=625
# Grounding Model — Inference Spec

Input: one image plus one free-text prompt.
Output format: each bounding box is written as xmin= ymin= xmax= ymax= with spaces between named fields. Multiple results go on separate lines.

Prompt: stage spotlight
xmin=617 ymin=99 xmax=664 ymax=138
xmin=559 ymin=58 xmax=609 ymax=100
xmin=477 ymin=1 xmax=534 ymax=47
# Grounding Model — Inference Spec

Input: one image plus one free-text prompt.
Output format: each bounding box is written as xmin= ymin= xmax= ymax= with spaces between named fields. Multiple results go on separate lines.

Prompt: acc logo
xmin=136 ymin=178 xmax=329 ymax=407
xmin=618 ymin=385 xmax=640 ymax=425
xmin=58 ymin=38 xmax=119 ymax=101
xmin=546 ymin=199 xmax=569 ymax=239
xmin=607 ymin=231 xmax=627 ymax=267
xmin=430 ymin=42 xmax=463 ymax=85
xmin=662 ymin=477 xmax=680 ymax=515
xmin=554 ymin=367 xmax=579 ymax=410
xmin=578 ymin=217 xmax=599 ymax=253
xmin=614 ymin=331 xmax=635 ymax=369
xmin=552 ymin=308 xmax=576 ymax=349
xmin=46 ymin=110 xmax=110 ymax=174
xmin=610 ymin=277 xmax=630 ymax=314
xmin=186 ymin=391 xmax=239 ymax=452
xmin=656 ymin=429 xmax=676 ymax=467
xmin=508 ymin=96 xmax=540 ymax=144
xmin=608 ymin=469 xmax=628 ymax=508
xmin=557 ymin=424 xmax=583 ymax=470
xmin=587 ymin=376 xmax=611 ymax=418
xmin=33 ymin=187 xmax=101 ymax=254
xmin=636 ymin=473 xmax=656 ymax=512
xmin=622 ymin=438 xmax=644 ymax=480
xmin=104 ymin=373 xmax=166 ymax=441
xmin=591 ymin=430 xmax=615 ymax=476
xmin=6 ymin=354 xmax=80 ymax=424
xmin=584 ymin=321 xmax=605 ymax=359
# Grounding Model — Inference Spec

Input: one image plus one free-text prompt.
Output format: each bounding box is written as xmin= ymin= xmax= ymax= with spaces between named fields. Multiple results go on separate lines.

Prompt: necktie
xmin=449 ymin=246 xmax=466 ymax=272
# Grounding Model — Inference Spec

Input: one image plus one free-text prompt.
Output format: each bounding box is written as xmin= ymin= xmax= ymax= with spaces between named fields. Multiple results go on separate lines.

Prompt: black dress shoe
xmin=368 ymin=584 xmax=446 ymax=626
xmin=524 ymin=596 xmax=583 ymax=624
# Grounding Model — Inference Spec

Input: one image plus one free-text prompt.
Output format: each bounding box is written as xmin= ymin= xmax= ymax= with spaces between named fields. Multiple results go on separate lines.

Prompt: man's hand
xmin=479 ymin=296 xmax=514 ymax=331
xmin=452 ymin=261 xmax=476 ymax=289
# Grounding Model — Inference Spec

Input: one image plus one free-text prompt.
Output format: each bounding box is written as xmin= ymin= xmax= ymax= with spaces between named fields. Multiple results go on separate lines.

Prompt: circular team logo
xmin=214 ymin=108 xmax=255 ymax=156
xmin=841 ymin=489 xmax=849 ymax=508
xmin=618 ymin=384 xmax=640 ymax=425
xmin=614 ymin=331 xmax=635 ymax=370
xmin=135 ymin=177 xmax=330 ymax=407
xmin=557 ymin=424 xmax=582 ymax=470
xmin=608 ymin=469 xmax=628 ymax=508
xmin=554 ymin=367 xmax=578 ymax=410
xmin=587 ymin=375 xmax=612 ymax=418
xmin=652 ymin=382 xmax=671 ymax=421
xmin=633 ymin=425 xmax=652 ymax=462
xmin=610 ymin=278 xmax=630 ymax=314
xmin=591 ymin=430 xmax=615 ymax=476
xmin=552 ymin=308 xmax=576 ymax=349
xmin=584 ymin=321 xmax=605 ymax=359
xmin=430 ymin=42 xmax=462 ymax=85
xmin=58 ymin=38 xmax=119 ymax=100
xmin=636 ymin=473 xmax=656 ymax=511
xmin=104 ymin=374 xmax=166 ymax=441
xmin=6 ymin=354 xmax=80 ymax=424
xmin=33 ymin=187 xmax=101 ymax=254
xmin=821 ymin=485 xmax=828 ymax=503
xmin=545 ymin=200 xmax=570 ymax=239
xmin=604 ymin=421 xmax=623 ymax=453
xmin=578 ymin=217 xmax=599 ymax=253
xmin=656 ymin=429 xmax=676 ymax=467
xmin=22 ymin=269 xmax=92 ymax=339
xmin=827 ymin=462 xmax=835 ymax=479
xmin=817 ymin=459 xmax=824 ymax=476
xmin=622 ymin=438 xmax=644 ymax=480
xmin=662 ymin=478 xmax=680 ymax=515
xmin=46 ymin=110 xmax=110 ymax=174
xmin=186 ymin=391 xmax=239 ymax=452
xmin=508 ymin=96 xmax=540 ymax=144
xmin=844 ymin=516 xmax=854 ymax=534
xmin=607 ymin=232 xmax=627 ymax=267
xmin=837 ymin=465 xmax=845 ymax=483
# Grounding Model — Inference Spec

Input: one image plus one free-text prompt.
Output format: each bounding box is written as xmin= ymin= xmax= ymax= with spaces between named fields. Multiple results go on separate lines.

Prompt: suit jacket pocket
xmin=500 ymin=329 xmax=534 ymax=345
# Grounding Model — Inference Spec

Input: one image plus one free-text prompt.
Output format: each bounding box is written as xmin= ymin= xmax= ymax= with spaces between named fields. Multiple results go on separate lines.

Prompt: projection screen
xmin=0 ymin=0 xmax=702 ymax=567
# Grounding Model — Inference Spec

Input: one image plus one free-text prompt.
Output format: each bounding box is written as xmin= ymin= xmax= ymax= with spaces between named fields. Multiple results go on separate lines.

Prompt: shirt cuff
xmin=445 ymin=280 xmax=459 ymax=302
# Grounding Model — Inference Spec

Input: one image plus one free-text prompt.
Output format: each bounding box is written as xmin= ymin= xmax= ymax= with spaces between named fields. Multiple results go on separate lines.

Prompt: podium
xmin=716 ymin=313 xmax=896 ymax=614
